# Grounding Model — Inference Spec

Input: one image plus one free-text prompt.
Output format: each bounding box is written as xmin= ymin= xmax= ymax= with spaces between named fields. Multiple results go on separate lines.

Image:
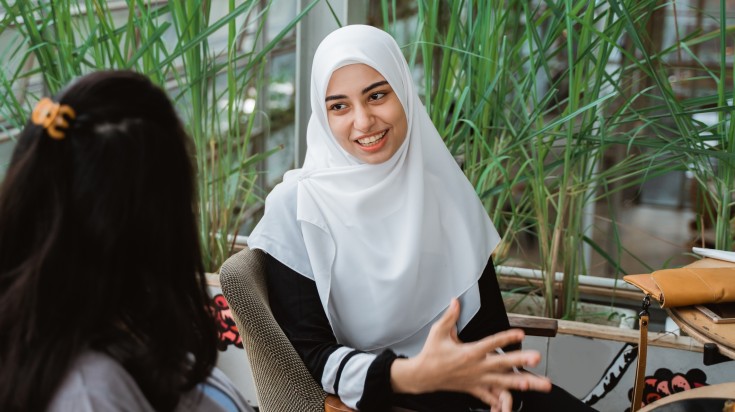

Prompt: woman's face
xmin=325 ymin=63 xmax=408 ymax=164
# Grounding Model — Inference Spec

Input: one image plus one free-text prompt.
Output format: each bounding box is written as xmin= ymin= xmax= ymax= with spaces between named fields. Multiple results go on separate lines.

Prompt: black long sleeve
xmin=265 ymin=253 xmax=597 ymax=411
xmin=265 ymin=253 xmax=508 ymax=411
xmin=266 ymin=253 xmax=398 ymax=410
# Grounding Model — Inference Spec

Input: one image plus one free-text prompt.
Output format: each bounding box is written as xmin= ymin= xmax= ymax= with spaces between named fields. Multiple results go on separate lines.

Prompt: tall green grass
xmin=381 ymin=0 xmax=734 ymax=318
xmin=0 ymin=0 xmax=316 ymax=271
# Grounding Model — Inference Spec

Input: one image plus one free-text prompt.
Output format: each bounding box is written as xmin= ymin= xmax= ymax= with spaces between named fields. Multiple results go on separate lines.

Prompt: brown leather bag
xmin=623 ymin=258 xmax=735 ymax=308
xmin=623 ymin=258 xmax=735 ymax=412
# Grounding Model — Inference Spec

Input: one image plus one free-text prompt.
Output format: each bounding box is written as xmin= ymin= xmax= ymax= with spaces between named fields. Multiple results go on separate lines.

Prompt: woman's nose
xmin=353 ymin=105 xmax=375 ymax=132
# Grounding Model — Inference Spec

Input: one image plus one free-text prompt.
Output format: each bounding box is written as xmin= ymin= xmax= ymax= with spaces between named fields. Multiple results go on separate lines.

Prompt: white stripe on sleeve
xmin=333 ymin=353 xmax=376 ymax=409
xmin=321 ymin=347 xmax=352 ymax=393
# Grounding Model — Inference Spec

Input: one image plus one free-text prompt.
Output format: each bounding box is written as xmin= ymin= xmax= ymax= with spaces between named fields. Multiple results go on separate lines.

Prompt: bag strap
xmin=632 ymin=295 xmax=651 ymax=412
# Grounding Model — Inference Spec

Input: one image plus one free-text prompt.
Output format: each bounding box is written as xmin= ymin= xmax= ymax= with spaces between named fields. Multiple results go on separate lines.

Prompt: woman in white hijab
xmin=248 ymin=25 xmax=596 ymax=412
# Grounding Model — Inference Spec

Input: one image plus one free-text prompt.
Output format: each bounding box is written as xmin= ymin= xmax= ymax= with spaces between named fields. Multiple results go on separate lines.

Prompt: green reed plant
xmin=609 ymin=0 xmax=735 ymax=252
xmin=586 ymin=1 xmax=735 ymax=252
xmin=0 ymin=0 xmax=316 ymax=271
xmin=381 ymin=0 xmax=733 ymax=319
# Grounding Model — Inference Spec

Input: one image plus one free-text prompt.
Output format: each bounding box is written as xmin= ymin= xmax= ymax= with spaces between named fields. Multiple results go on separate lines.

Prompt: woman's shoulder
xmin=48 ymin=351 xmax=254 ymax=412
xmin=47 ymin=351 xmax=155 ymax=412
xmin=264 ymin=178 xmax=299 ymax=209
xmin=248 ymin=178 xmax=315 ymax=280
xmin=178 ymin=367 xmax=254 ymax=412
xmin=249 ymin=179 xmax=300 ymax=243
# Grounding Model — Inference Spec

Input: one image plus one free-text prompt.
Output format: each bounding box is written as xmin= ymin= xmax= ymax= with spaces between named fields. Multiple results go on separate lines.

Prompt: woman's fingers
xmin=479 ymin=370 xmax=552 ymax=392
xmin=473 ymin=387 xmax=513 ymax=412
xmin=485 ymin=348 xmax=541 ymax=371
xmin=437 ymin=298 xmax=460 ymax=329
xmin=472 ymin=388 xmax=500 ymax=411
xmin=426 ymin=298 xmax=461 ymax=344
xmin=491 ymin=389 xmax=513 ymax=412
xmin=450 ymin=321 xmax=460 ymax=343
xmin=469 ymin=328 xmax=526 ymax=354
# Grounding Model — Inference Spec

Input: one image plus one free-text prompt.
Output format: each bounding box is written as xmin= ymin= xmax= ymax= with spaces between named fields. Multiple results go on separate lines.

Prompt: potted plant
xmin=376 ymin=4 xmax=735 ymax=409
xmin=0 ymin=0 xmax=323 ymax=271
xmin=379 ymin=0 xmax=733 ymax=321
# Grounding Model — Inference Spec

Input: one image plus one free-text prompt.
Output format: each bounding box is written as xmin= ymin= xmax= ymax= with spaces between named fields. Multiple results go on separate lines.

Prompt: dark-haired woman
xmin=248 ymin=25 xmax=597 ymax=412
xmin=0 ymin=70 xmax=252 ymax=412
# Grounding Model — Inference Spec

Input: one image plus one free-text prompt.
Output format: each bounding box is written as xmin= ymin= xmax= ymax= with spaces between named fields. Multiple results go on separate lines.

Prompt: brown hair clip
xmin=31 ymin=97 xmax=76 ymax=140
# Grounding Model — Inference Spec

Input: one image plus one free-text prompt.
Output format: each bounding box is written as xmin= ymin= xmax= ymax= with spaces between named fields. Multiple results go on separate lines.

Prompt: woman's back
xmin=48 ymin=351 xmax=248 ymax=412
xmin=0 ymin=70 xmax=250 ymax=412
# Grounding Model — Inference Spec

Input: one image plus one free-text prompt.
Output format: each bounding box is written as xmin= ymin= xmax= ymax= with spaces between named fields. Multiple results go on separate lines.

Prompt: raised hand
xmin=391 ymin=299 xmax=552 ymax=412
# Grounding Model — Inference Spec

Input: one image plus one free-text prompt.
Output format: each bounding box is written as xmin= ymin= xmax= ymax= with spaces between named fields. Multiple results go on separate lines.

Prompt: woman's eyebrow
xmin=362 ymin=80 xmax=389 ymax=94
xmin=324 ymin=80 xmax=389 ymax=102
xmin=325 ymin=94 xmax=346 ymax=102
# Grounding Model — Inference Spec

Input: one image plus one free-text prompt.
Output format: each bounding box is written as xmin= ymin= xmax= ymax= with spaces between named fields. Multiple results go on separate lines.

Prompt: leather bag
xmin=623 ymin=259 xmax=735 ymax=308
xmin=623 ymin=257 xmax=735 ymax=411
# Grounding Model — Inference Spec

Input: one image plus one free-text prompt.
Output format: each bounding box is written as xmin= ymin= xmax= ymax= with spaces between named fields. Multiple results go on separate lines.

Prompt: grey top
xmin=48 ymin=351 xmax=253 ymax=412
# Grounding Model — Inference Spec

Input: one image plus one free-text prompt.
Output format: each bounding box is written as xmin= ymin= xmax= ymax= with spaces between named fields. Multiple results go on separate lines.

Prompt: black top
xmin=265 ymin=253 xmax=596 ymax=412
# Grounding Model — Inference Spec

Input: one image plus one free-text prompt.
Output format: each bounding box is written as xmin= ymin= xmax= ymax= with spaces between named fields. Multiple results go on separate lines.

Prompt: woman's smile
xmin=355 ymin=129 xmax=388 ymax=149
xmin=325 ymin=64 xmax=407 ymax=164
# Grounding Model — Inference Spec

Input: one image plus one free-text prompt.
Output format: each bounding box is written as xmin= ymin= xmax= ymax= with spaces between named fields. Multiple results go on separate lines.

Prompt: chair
xmin=220 ymin=247 xmax=332 ymax=412
xmin=220 ymin=247 xmax=557 ymax=412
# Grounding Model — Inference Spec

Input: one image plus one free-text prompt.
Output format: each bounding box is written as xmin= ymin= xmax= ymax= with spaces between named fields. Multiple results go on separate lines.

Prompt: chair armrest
xmin=325 ymin=395 xmax=356 ymax=412
xmin=324 ymin=395 xmax=416 ymax=412
xmin=508 ymin=314 xmax=558 ymax=337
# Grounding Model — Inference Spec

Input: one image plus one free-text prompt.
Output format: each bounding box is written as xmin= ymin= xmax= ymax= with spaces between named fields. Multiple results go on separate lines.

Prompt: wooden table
xmin=666 ymin=257 xmax=735 ymax=363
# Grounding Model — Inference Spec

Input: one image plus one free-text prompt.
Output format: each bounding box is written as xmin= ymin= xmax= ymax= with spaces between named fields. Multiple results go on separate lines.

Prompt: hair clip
xmin=31 ymin=97 xmax=76 ymax=140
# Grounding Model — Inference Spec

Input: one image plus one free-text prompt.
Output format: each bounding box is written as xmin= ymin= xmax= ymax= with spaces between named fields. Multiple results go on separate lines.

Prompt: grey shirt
xmin=48 ymin=351 xmax=253 ymax=412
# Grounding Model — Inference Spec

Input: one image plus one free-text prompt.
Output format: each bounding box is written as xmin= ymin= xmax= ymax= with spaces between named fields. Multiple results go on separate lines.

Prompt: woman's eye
xmin=329 ymin=103 xmax=347 ymax=111
xmin=369 ymin=92 xmax=386 ymax=101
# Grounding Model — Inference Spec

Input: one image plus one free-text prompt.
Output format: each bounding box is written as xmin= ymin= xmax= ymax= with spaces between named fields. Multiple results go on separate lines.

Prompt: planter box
xmin=503 ymin=292 xmax=637 ymax=329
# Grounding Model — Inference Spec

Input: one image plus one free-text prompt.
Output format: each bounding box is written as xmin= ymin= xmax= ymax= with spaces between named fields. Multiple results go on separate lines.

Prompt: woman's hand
xmin=390 ymin=298 xmax=552 ymax=411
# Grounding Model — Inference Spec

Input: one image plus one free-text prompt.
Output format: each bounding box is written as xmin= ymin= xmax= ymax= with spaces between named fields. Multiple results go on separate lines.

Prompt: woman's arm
xmin=266 ymin=254 xmax=551 ymax=412
xmin=265 ymin=254 xmax=396 ymax=411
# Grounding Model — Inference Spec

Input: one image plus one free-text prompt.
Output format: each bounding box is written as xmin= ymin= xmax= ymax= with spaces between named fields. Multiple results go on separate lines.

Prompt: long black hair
xmin=0 ymin=70 xmax=218 ymax=411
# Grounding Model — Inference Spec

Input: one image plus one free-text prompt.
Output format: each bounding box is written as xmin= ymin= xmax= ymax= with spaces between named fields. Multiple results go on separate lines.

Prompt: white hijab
xmin=248 ymin=25 xmax=500 ymax=356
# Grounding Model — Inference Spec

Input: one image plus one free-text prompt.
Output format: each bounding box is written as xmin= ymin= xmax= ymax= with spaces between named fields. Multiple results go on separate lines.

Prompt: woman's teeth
xmin=357 ymin=130 xmax=386 ymax=146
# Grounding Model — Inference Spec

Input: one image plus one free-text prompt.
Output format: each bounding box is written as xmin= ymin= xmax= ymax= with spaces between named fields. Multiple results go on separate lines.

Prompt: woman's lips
xmin=355 ymin=130 xmax=388 ymax=152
